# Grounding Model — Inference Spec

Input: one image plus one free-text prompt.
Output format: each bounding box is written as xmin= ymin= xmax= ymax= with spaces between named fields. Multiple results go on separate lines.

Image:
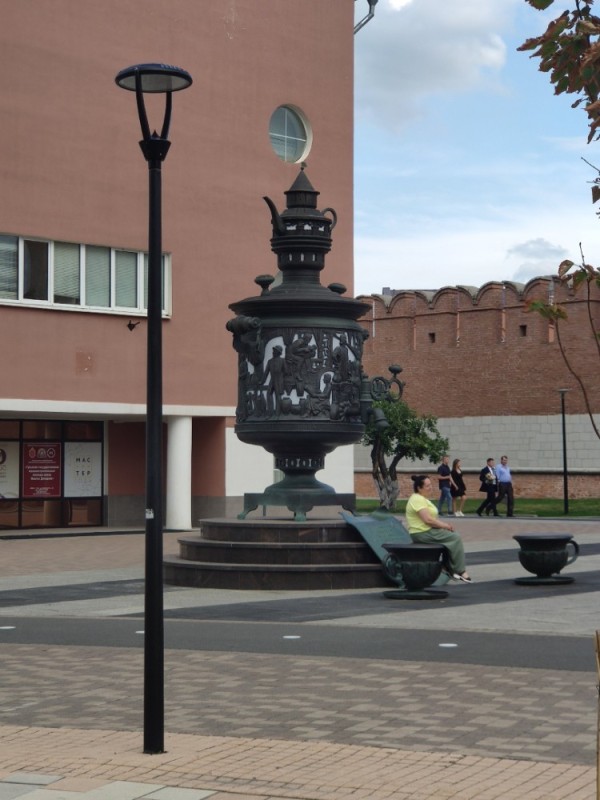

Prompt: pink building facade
xmin=0 ymin=1 xmax=355 ymax=528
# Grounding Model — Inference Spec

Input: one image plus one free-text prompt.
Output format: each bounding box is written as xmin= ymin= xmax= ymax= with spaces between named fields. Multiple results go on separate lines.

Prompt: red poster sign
xmin=23 ymin=443 xmax=62 ymax=498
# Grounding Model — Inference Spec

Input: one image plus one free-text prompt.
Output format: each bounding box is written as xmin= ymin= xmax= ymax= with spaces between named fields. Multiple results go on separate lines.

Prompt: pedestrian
xmin=436 ymin=454 xmax=455 ymax=516
xmin=405 ymin=474 xmax=472 ymax=582
xmin=495 ymin=454 xmax=514 ymax=517
xmin=450 ymin=458 xmax=467 ymax=517
xmin=476 ymin=457 xmax=499 ymax=517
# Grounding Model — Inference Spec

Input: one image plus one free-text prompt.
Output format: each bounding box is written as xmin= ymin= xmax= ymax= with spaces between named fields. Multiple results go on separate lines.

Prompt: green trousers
xmin=410 ymin=529 xmax=466 ymax=575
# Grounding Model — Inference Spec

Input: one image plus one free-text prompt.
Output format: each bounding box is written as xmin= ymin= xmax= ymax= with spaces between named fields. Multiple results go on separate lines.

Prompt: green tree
xmin=361 ymin=399 xmax=449 ymax=511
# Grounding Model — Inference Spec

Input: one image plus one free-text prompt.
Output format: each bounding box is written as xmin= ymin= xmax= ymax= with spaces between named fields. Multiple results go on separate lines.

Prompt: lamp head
xmin=115 ymin=63 xmax=193 ymax=93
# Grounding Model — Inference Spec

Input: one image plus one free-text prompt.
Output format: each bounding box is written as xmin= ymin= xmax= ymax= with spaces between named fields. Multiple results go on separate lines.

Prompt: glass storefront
xmin=0 ymin=420 xmax=103 ymax=528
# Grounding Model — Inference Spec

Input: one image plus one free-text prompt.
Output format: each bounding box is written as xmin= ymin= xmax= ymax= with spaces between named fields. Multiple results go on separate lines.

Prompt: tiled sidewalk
xmin=0 ymin=519 xmax=599 ymax=799
xmin=0 ymin=725 xmax=595 ymax=800
xmin=0 ymin=644 xmax=595 ymax=765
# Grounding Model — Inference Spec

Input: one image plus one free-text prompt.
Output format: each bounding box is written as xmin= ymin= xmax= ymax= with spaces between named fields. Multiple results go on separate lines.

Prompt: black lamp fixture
xmin=115 ymin=62 xmax=192 ymax=755
xmin=354 ymin=0 xmax=378 ymax=34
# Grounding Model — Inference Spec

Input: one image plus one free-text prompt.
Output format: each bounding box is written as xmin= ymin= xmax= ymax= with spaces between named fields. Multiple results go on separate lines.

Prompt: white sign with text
xmin=64 ymin=442 xmax=102 ymax=497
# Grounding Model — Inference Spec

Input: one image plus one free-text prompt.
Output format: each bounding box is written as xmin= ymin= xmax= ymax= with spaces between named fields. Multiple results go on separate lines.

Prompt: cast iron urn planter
xmin=513 ymin=534 xmax=579 ymax=585
xmin=227 ymin=169 xmax=371 ymax=520
xmin=382 ymin=542 xmax=449 ymax=599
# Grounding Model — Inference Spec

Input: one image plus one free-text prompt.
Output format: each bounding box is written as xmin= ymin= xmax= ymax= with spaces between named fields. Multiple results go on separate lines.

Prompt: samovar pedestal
xmin=238 ymin=471 xmax=355 ymax=522
xmin=163 ymin=517 xmax=392 ymax=591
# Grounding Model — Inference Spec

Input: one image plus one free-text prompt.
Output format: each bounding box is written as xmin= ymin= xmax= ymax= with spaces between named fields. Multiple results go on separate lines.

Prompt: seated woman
xmin=405 ymin=474 xmax=472 ymax=583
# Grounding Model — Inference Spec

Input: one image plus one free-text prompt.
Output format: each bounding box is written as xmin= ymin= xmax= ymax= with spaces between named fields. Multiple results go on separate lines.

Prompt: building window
xmin=0 ymin=234 xmax=171 ymax=316
xmin=23 ymin=239 xmax=49 ymax=300
xmin=519 ymin=324 xmax=527 ymax=337
xmin=269 ymin=105 xmax=312 ymax=163
xmin=0 ymin=418 xmax=104 ymax=529
xmin=115 ymin=250 xmax=138 ymax=309
xmin=0 ymin=235 xmax=18 ymax=299
xmin=428 ymin=332 xmax=436 ymax=343
xmin=85 ymin=246 xmax=111 ymax=308
xmin=54 ymin=242 xmax=81 ymax=305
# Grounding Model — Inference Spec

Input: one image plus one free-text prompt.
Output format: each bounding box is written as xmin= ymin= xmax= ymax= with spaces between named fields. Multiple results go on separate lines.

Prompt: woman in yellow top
xmin=405 ymin=474 xmax=471 ymax=582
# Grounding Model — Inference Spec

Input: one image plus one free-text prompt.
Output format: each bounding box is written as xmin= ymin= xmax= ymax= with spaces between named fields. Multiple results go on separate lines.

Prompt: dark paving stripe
xmin=0 ymin=579 xmax=153 ymax=607
xmin=0 ymin=538 xmax=596 ymax=611
xmin=0 ymin=616 xmax=594 ymax=672
xmin=159 ymin=570 xmax=599 ymax=623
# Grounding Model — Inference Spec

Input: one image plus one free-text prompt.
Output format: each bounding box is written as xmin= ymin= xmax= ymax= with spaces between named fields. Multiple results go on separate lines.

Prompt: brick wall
xmin=355 ymin=470 xmax=598 ymax=500
xmin=360 ymin=278 xmax=600 ymax=418
xmin=356 ymin=278 xmax=600 ymax=499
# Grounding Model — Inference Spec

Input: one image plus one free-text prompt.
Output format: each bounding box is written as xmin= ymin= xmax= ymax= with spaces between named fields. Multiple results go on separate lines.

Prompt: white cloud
xmin=505 ymin=238 xmax=569 ymax=283
xmin=352 ymin=0 xmax=599 ymax=296
xmin=389 ymin=0 xmax=415 ymax=9
xmin=355 ymin=0 xmax=517 ymax=130
xmin=506 ymin=237 xmax=567 ymax=261
xmin=354 ymin=207 xmax=598 ymax=295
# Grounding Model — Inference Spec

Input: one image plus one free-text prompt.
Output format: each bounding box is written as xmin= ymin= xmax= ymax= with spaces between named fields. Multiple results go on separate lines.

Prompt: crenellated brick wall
xmin=356 ymin=277 xmax=600 ymax=499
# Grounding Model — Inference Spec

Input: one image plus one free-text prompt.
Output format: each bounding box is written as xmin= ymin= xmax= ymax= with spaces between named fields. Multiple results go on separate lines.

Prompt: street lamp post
xmin=115 ymin=63 xmax=192 ymax=754
xmin=558 ymin=388 xmax=570 ymax=516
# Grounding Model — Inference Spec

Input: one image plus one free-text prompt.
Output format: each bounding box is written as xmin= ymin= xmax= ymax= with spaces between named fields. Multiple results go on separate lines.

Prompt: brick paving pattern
xmin=0 ymin=519 xmax=598 ymax=799
xmin=0 ymin=645 xmax=594 ymax=766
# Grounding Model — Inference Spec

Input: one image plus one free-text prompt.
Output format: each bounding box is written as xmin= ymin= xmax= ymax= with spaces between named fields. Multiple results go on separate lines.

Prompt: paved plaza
xmin=0 ymin=515 xmax=598 ymax=799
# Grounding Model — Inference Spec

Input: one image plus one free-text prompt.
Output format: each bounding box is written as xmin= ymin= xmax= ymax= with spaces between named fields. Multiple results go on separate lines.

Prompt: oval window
xmin=268 ymin=105 xmax=312 ymax=163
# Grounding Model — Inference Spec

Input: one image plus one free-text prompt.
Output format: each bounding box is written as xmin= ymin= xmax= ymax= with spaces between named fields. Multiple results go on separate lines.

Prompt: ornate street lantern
xmin=227 ymin=168 xmax=372 ymax=520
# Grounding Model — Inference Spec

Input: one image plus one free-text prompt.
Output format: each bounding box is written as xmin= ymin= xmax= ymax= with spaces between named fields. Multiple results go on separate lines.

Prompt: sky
xmin=353 ymin=0 xmax=600 ymax=295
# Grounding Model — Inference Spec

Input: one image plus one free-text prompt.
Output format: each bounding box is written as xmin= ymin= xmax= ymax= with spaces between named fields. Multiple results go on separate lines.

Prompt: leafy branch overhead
xmin=519 ymin=0 xmax=600 ymax=143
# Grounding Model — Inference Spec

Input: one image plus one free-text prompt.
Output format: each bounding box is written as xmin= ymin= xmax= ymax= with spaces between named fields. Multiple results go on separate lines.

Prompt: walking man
xmin=495 ymin=454 xmax=514 ymax=517
xmin=476 ymin=457 xmax=499 ymax=517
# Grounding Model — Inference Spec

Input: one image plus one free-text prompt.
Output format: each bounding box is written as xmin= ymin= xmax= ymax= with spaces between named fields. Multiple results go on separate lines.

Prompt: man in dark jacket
xmin=476 ymin=457 xmax=499 ymax=517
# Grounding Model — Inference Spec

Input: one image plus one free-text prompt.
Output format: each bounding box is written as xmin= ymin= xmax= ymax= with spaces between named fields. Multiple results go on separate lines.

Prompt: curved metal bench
xmin=341 ymin=511 xmax=451 ymax=598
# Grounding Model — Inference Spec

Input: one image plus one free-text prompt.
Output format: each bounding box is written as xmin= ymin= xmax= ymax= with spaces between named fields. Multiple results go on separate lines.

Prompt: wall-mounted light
xmin=354 ymin=0 xmax=378 ymax=34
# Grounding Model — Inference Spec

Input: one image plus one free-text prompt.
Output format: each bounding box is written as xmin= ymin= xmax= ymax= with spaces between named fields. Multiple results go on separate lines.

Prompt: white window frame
xmin=269 ymin=105 xmax=312 ymax=164
xmin=0 ymin=234 xmax=172 ymax=317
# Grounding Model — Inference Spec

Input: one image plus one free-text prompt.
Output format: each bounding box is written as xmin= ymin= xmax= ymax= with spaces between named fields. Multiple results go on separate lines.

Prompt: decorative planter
xmin=382 ymin=543 xmax=449 ymax=599
xmin=513 ymin=534 xmax=579 ymax=585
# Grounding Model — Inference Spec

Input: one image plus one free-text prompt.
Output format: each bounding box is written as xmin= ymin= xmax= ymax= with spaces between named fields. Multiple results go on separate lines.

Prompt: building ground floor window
xmin=0 ymin=419 xmax=103 ymax=529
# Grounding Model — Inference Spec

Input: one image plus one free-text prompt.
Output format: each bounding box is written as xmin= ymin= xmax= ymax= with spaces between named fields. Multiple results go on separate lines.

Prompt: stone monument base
xmin=163 ymin=517 xmax=391 ymax=590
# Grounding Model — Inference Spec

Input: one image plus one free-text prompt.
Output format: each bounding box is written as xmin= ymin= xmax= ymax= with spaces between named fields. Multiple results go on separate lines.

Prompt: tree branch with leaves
xmin=527 ymin=248 xmax=600 ymax=439
xmin=519 ymin=0 xmax=600 ymax=143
